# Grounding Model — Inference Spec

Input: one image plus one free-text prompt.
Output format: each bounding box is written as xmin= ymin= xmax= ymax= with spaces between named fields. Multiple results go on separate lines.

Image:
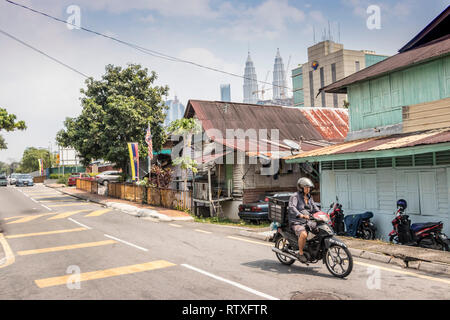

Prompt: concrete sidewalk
xmin=239 ymin=228 xmax=450 ymax=276
xmin=47 ymin=184 xmax=193 ymax=222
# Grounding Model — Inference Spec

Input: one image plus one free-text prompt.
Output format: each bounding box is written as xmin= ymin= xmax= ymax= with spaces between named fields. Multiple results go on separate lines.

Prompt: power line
xmin=5 ymin=0 xmax=292 ymax=92
xmin=0 ymin=28 xmax=90 ymax=78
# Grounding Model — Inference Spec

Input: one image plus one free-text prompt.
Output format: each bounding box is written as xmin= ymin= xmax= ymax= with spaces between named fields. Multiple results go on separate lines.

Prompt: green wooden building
xmin=286 ymin=6 xmax=450 ymax=241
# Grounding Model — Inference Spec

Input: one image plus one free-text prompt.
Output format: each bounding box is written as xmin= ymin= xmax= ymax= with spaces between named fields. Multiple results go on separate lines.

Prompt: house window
xmin=355 ymin=61 xmax=360 ymax=72
xmin=331 ymin=64 xmax=338 ymax=107
xmin=320 ymin=67 xmax=325 ymax=107
xmin=309 ymin=71 xmax=314 ymax=107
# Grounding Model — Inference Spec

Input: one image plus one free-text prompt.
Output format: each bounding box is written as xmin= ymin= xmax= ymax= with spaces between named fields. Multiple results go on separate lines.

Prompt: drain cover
xmin=291 ymin=291 xmax=343 ymax=300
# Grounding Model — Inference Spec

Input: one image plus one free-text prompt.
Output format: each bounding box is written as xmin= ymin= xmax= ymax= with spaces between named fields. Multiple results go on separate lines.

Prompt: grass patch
xmin=191 ymin=215 xmax=271 ymax=228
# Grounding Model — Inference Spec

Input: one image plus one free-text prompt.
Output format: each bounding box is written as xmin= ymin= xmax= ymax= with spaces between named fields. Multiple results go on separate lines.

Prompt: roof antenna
xmin=313 ymin=25 xmax=316 ymax=44
xmin=338 ymin=22 xmax=341 ymax=43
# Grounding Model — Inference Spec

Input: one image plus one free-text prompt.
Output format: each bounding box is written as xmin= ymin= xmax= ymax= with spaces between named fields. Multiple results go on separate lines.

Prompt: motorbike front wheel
xmin=324 ymin=245 xmax=353 ymax=278
xmin=274 ymin=236 xmax=295 ymax=266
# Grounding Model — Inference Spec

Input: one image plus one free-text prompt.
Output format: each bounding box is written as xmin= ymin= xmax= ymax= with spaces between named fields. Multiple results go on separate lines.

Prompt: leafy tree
xmin=168 ymin=118 xmax=201 ymax=191
xmin=57 ymin=64 xmax=169 ymax=175
xmin=19 ymin=147 xmax=52 ymax=173
xmin=0 ymin=107 xmax=26 ymax=149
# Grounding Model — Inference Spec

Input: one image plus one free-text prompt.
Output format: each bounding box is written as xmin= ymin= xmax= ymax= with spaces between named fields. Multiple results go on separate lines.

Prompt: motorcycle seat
xmin=411 ymin=222 xmax=441 ymax=232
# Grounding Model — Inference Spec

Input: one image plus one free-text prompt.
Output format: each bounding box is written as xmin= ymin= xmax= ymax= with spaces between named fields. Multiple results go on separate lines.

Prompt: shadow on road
xmin=241 ymin=259 xmax=340 ymax=280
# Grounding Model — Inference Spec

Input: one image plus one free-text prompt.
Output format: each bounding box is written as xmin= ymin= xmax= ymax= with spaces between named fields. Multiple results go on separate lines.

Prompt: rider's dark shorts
xmin=292 ymin=224 xmax=306 ymax=237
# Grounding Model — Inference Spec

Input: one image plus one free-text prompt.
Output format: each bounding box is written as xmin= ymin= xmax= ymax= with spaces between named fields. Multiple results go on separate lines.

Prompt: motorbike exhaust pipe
xmin=272 ymin=247 xmax=298 ymax=260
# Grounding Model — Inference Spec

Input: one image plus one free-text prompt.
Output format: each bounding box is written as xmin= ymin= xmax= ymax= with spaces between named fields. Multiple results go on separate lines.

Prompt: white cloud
xmin=215 ymin=0 xmax=305 ymax=41
xmin=75 ymin=0 xmax=217 ymax=18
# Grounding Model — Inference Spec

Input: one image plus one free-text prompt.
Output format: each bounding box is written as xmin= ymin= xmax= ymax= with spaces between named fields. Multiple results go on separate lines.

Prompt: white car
xmin=95 ymin=171 xmax=121 ymax=186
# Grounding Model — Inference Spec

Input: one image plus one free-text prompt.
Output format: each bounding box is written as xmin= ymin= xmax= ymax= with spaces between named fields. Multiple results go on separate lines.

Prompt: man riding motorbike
xmin=288 ymin=177 xmax=319 ymax=263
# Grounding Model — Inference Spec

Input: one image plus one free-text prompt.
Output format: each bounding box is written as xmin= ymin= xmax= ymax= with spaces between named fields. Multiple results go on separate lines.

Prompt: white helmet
xmin=297 ymin=177 xmax=314 ymax=191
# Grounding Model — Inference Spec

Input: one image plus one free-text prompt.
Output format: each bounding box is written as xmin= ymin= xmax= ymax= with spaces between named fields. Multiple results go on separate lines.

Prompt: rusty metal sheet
xmin=187 ymin=100 xmax=348 ymax=143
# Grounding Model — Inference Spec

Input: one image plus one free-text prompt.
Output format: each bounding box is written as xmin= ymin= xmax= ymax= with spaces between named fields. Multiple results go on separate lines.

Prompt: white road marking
xmin=195 ymin=229 xmax=212 ymax=234
xmin=103 ymin=234 xmax=148 ymax=252
xmin=169 ymin=224 xmax=182 ymax=228
xmin=68 ymin=218 xmax=92 ymax=230
xmin=181 ymin=264 xmax=279 ymax=300
xmin=14 ymin=187 xmax=52 ymax=211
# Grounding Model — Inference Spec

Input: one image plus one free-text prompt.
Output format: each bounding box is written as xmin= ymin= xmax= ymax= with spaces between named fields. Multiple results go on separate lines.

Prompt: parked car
xmin=9 ymin=173 xmax=19 ymax=185
xmin=238 ymin=192 xmax=295 ymax=223
xmin=15 ymin=174 xmax=34 ymax=187
xmin=68 ymin=173 xmax=93 ymax=186
xmin=0 ymin=175 xmax=7 ymax=187
xmin=95 ymin=170 xmax=121 ymax=187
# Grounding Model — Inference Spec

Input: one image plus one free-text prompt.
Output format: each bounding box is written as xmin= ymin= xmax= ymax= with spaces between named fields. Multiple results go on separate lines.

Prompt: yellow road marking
xmin=3 ymin=215 xmax=26 ymax=221
xmin=84 ymin=208 xmax=113 ymax=217
xmin=169 ymin=224 xmax=182 ymax=228
xmin=5 ymin=227 xmax=87 ymax=239
xmin=6 ymin=213 xmax=55 ymax=224
xmin=17 ymin=240 xmax=117 ymax=256
xmin=195 ymin=229 xmax=212 ymax=234
xmin=354 ymin=261 xmax=450 ymax=285
xmin=47 ymin=203 xmax=90 ymax=208
xmin=47 ymin=209 xmax=91 ymax=220
xmin=39 ymin=200 xmax=77 ymax=203
xmin=35 ymin=260 xmax=176 ymax=288
xmin=227 ymin=236 xmax=273 ymax=247
xmin=32 ymin=196 xmax=71 ymax=199
xmin=0 ymin=233 xmax=15 ymax=269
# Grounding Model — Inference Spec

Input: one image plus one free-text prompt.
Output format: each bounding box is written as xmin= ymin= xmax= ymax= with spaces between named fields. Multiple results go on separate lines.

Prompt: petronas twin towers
xmin=243 ymin=49 xmax=287 ymax=104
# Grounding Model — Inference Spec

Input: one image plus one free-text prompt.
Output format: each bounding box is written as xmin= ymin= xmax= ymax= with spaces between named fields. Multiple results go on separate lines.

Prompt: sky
xmin=0 ymin=0 xmax=448 ymax=163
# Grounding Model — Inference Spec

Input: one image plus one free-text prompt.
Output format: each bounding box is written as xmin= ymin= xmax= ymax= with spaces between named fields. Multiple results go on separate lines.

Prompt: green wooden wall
xmin=347 ymin=54 xmax=450 ymax=132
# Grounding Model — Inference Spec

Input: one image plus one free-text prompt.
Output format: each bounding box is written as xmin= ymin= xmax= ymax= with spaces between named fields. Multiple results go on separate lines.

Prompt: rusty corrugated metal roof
xmin=321 ymin=35 xmax=450 ymax=94
xmin=285 ymin=128 xmax=450 ymax=161
xmin=185 ymin=100 xmax=349 ymax=143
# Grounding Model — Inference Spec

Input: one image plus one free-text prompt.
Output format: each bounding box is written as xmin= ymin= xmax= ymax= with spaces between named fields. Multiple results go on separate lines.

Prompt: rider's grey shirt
xmin=288 ymin=192 xmax=320 ymax=228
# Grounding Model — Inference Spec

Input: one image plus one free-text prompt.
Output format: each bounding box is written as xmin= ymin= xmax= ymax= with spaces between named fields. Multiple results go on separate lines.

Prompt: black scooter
xmin=328 ymin=197 xmax=377 ymax=240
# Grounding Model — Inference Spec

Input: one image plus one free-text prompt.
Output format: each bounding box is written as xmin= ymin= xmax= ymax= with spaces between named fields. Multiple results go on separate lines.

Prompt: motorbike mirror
xmin=330 ymin=203 xmax=333 ymax=208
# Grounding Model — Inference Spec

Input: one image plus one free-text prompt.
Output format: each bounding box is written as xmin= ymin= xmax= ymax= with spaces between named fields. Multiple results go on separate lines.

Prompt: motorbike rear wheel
xmin=274 ymin=237 xmax=295 ymax=266
xmin=324 ymin=245 xmax=353 ymax=278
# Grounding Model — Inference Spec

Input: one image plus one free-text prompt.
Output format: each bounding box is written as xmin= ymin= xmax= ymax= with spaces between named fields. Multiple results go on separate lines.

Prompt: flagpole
xmin=148 ymin=122 xmax=151 ymax=181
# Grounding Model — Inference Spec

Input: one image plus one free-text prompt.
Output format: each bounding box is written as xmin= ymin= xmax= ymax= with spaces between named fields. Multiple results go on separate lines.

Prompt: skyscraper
xmin=243 ymin=52 xmax=259 ymax=104
xmin=272 ymin=48 xmax=287 ymax=100
xmin=164 ymin=96 xmax=185 ymax=126
xmin=220 ymin=84 xmax=231 ymax=102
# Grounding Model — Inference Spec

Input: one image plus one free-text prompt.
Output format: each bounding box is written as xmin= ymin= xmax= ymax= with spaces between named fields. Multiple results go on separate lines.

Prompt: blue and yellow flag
xmin=38 ymin=159 xmax=44 ymax=176
xmin=128 ymin=143 xmax=139 ymax=181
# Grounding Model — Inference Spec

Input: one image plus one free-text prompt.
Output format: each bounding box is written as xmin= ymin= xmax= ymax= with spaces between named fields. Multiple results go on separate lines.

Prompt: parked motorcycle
xmin=328 ymin=197 xmax=377 ymax=240
xmin=269 ymin=196 xmax=353 ymax=278
xmin=328 ymin=198 xmax=345 ymax=236
xmin=389 ymin=199 xmax=449 ymax=251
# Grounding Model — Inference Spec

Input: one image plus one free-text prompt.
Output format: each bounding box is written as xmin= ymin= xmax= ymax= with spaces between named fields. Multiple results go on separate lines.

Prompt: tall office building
xmin=272 ymin=48 xmax=287 ymax=100
xmin=291 ymin=40 xmax=388 ymax=108
xmin=164 ymin=96 xmax=185 ymax=126
xmin=220 ymin=84 xmax=231 ymax=102
xmin=243 ymin=52 xmax=259 ymax=104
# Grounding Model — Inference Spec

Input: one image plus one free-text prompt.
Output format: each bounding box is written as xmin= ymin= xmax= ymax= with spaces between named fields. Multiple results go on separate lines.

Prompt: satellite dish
xmin=283 ymin=139 xmax=300 ymax=150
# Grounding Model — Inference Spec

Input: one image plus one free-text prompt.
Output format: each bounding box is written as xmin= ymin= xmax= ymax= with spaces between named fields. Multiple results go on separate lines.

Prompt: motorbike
xmin=271 ymin=210 xmax=353 ymax=278
xmin=389 ymin=203 xmax=449 ymax=251
xmin=328 ymin=197 xmax=377 ymax=240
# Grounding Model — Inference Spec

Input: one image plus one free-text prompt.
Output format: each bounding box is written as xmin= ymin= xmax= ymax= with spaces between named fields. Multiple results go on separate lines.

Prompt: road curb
xmin=237 ymin=230 xmax=450 ymax=276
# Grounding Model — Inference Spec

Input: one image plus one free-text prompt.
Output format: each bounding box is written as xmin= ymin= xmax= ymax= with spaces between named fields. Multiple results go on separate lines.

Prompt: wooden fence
xmin=147 ymin=187 xmax=192 ymax=211
xmin=76 ymin=178 xmax=98 ymax=194
xmin=108 ymin=183 xmax=146 ymax=203
xmin=75 ymin=180 xmax=192 ymax=211
xmin=33 ymin=176 xmax=46 ymax=183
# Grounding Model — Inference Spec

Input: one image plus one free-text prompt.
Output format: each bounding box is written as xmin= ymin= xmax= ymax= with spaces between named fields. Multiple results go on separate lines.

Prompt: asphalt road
xmin=0 ymin=184 xmax=449 ymax=300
